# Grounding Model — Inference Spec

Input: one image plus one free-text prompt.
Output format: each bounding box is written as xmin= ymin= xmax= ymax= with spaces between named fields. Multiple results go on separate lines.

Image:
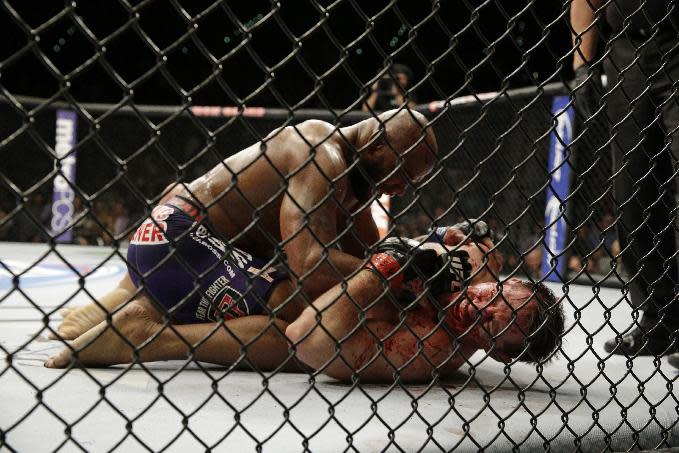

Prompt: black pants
xmin=604 ymin=28 xmax=679 ymax=319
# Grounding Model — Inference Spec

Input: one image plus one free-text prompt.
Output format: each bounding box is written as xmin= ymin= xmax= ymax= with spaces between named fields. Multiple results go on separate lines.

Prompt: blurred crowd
xmin=0 ymin=192 xmax=131 ymax=246
xmin=1 ymin=191 xmax=621 ymax=280
xmin=394 ymin=206 xmax=622 ymax=279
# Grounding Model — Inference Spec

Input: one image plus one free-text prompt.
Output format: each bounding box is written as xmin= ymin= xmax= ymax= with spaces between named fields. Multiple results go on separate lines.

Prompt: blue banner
xmin=541 ymin=96 xmax=574 ymax=281
xmin=50 ymin=110 xmax=78 ymax=243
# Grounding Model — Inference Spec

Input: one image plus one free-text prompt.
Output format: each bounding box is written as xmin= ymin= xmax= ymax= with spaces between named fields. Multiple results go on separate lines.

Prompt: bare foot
xmin=48 ymin=287 xmax=133 ymax=340
xmin=48 ymin=305 xmax=107 ymax=340
xmin=45 ymin=303 xmax=162 ymax=368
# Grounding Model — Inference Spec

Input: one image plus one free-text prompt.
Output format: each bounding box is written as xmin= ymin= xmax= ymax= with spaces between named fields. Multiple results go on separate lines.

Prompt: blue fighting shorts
xmin=126 ymin=196 xmax=287 ymax=323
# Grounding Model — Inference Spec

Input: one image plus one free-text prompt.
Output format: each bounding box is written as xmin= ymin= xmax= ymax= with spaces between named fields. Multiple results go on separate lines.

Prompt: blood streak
xmin=353 ymin=336 xmax=375 ymax=369
xmin=382 ymin=311 xmax=448 ymax=367
xmin=383 ymin=333 xmax=418 ymax=365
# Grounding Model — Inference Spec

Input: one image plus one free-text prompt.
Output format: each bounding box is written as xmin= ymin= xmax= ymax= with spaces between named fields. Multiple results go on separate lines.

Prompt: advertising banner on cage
xmin=51 ymin=110 xmax=78 ymax=243
xmin=541 ymin=96 xmax=573 ymax=281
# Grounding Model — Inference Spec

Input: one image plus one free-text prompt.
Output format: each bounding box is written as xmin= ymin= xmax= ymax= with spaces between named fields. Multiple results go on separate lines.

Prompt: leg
xmin=45 ymin=296 xmax=163 ymax=368
xmin=45 ymin=295 xmax=301 ymax=371
xmin=605 ymin=40 xmax=663 ymax=313
xmin=49 ymin=273 xmax=136 ymax=340
xmin=604 ymin=35 xmax=679 ymax=355
xmin=656 ymin=36 xmax=679 ymax=366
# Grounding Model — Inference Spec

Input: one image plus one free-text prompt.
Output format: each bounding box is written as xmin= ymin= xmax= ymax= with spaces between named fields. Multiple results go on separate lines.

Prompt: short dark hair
xmin=391 ymin=63 xmax=414 ymax=87
xmin=513 ymin=281 xmax=565 ymax=364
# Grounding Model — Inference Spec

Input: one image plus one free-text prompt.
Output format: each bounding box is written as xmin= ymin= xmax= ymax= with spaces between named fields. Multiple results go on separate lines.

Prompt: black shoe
xmin=603 ymin=317 xmax=678 ymax=356
xmin=668 ymin=353 xmax=679 ymax=369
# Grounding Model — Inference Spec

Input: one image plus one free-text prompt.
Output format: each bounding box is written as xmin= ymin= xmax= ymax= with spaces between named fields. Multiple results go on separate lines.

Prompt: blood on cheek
xmin=381 ymin=316 xmax=449 ymax=366
xmin=442 ymin=305 xmax=486 ymax=346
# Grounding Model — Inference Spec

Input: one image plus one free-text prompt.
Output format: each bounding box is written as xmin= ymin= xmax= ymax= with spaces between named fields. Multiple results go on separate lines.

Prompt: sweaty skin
xmin=45 ymin=238 xmax=505 ymax=371
xmin=45 ymin=110 xmax=438 ymax=368
xmin=184 ymin=110 xmax=437 ymax=299
xmin=286 ymin=272 xmax=537 ymax=383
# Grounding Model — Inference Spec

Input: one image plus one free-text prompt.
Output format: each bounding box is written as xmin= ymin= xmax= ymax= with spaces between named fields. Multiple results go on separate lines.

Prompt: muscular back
xmin=186 ymin=121 xmax=351 ymax=259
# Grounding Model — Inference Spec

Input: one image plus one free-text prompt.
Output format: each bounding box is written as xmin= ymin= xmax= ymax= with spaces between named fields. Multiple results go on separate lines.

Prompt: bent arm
xmin=286 ymin=269 xmax=464 ymax=382
xmin=338 ymin=206 xmax=380 ymax=258
xmin=570 ymin=0 xmax=603 ymax=70
xmin=280 ymin=148 xmax=366 ymax=300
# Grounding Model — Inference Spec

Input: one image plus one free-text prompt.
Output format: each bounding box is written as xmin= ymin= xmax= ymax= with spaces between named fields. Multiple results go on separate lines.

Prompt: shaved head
xmin=374 ymin=109 xmax=437 ymax=160
xmin=341 ymin=109 xmax=438 ymax=197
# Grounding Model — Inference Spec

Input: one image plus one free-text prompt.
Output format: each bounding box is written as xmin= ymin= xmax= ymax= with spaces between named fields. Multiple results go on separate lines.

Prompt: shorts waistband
xmin=167 ymin=195 xmax=204 ymax=221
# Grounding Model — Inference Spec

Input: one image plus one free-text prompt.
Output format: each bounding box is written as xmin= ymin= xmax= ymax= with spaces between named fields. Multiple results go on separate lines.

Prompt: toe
xmin=58 ymin=307 xmax=73 ymax=317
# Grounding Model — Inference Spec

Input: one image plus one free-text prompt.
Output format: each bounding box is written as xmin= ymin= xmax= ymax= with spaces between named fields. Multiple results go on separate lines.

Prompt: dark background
xmin=2 ymin=1 xmax=618 ymax=280
xmin=0 ymin=0 xmax=574 ymax=108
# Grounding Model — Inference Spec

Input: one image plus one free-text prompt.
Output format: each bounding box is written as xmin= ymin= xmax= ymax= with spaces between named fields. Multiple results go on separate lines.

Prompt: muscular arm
xmin=286 ymin=270 xmax=470 ymax=383
xmin=338 ymin=206 xmax=380 ymax=258
xmin=280 ymin=147 xmax=366 ymax=300
xmin=170 ymin=315 xmax=303 ymax=372
xmin=570 ymin=0 xmax=603 ymax=70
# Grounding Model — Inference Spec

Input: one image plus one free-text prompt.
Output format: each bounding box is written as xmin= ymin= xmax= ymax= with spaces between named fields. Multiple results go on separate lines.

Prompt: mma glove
xmin=573 ymin=64 xmax=603 ymax=122
xmin=366 ymin=237 xmax=471 ymax=298
xmin=437 ymin=249 xmax=473 ymax=293
xmin=428 ymin=219 xmax=495 ymax=245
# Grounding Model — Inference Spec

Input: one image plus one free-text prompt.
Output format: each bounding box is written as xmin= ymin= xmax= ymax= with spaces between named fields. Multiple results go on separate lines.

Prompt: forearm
xmin=291 ymin=246 xmax=367 ymax=301
xmin=338 ymin=207 xmax=380 ymax=260
xmin=286 ymin=269 xmax=385 ymax=374
xmin=287 ymin=268 xmax=467 ymax=382
xmin=155 ymin=316 xmax=302 ymax=371
xmin=570 ymin=0 xmax=603 ymax=69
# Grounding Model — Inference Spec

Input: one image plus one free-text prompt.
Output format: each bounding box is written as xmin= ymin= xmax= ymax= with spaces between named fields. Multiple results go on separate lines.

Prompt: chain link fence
xmin=1 ymin=0 xmax=678 ymax=451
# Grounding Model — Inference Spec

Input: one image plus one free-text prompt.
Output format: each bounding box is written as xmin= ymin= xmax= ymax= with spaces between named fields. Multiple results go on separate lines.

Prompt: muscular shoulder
xmin=280 ymin=120 xmax=348 ymax=178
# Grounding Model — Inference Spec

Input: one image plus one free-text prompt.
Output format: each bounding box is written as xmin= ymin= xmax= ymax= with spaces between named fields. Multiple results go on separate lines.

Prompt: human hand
xmin=428 ymin=219 xmax=495 ymax=246
xmin=573 ymin=64 xmax=603 ymax=121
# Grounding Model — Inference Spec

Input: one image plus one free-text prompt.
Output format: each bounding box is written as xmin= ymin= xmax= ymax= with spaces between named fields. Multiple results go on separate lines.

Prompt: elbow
xmin=285 ymin=322 xmax=305 ymax=346
xmin=290 ymin=247 xmax=329 ymax=295
xmin=298 ymin=246 xmax=325 ymax=277
xmin=285 ymin=318 xmax=321 ymax=369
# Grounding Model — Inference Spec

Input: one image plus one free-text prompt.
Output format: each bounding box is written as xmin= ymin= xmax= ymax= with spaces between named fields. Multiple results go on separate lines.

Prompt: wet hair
xmin=509 ymin=281 xmax=565 ymax=365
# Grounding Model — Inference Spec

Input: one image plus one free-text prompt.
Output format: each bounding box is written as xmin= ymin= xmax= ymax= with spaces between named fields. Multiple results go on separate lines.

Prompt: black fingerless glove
xmin=366 ymin=237 xmax=472 ymax=300
xmin=366 ymin=237 xmax=440 ymax=288
xmin=427 ymin=219 xmax=495 ymax=243
xmin=429 ymin=249 xmax=472 ymax=295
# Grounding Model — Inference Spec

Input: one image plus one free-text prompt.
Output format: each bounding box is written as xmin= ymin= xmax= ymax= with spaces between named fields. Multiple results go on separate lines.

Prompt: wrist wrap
xmin=365 ymin=253 xmax=403 ymax=287
xmin=426 ymin=227 xmax=448 ymax=244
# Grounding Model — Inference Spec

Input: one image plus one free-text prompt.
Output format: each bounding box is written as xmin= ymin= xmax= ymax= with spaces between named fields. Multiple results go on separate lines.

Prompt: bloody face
xmin=446 ymin=279 xmax=537 ymax=361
